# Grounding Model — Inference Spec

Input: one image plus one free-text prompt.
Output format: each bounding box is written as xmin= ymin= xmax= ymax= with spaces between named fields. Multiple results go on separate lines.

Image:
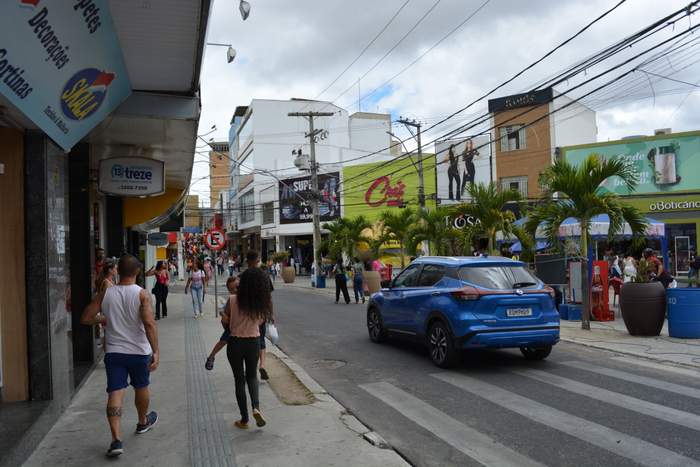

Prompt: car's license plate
xmin=506 ymin=307 xmax=532 ymax=317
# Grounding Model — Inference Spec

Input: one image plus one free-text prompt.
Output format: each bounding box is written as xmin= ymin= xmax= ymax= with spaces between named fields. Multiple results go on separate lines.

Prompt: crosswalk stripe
xmin=359 ymin=381 xmax=545 ymax=467
xmin=560 ymin=361 xmax=700 ymax=400
xmin=610 ymin=357 xmax=700 ymax=380
xmin=513 ymin=368 xmax=700 ymax=431
xmin=432 ymin=372 xmax=700 ymax=467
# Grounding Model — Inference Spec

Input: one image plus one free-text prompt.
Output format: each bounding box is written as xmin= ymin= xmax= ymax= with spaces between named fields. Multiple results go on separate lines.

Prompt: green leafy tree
xmin=526 ymin=154 xmax=647 ymax=330
xmin=411 ymin=207 xmax=461 ymax=256
xmin=380 ymin=208 xmax=418 ymax=268
xmin=322 ymin=216 xmax=371 ymax=260
xmin=454 ymin=182 xmax=523 ymax=254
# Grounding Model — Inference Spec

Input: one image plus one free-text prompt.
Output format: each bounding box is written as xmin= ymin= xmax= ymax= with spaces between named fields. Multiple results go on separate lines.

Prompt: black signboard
xmin=279 ymin=172 xmax=340 ymax=224
xmin=488 ymin=87 xmax=553 ymax=113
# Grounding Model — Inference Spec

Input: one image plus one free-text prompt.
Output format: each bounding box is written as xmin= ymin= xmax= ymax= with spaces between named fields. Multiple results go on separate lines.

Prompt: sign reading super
xmin=0 ymin=0 xmax=131 ymax=152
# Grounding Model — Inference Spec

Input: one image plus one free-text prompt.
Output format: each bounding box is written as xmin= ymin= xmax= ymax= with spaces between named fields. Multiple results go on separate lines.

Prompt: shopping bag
xmin=267 ymin=322 xmax=280 ymax=345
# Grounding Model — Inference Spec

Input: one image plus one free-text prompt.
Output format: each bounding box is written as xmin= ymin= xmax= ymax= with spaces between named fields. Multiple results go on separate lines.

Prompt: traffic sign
xmin=205 ymin=229 xmax=226 ymax=251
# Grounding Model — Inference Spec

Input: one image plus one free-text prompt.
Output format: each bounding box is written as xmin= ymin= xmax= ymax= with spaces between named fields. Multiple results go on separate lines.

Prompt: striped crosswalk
xmin=360 ymin=359 xmax=700 ymax=467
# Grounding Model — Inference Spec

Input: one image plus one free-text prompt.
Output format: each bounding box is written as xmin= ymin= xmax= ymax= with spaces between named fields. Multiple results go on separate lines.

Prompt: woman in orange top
xmin=226 ymin=267 xmax=274 ymax=429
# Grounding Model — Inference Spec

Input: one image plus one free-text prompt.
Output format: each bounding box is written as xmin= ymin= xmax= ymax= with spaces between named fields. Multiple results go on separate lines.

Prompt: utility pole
xmin=397 ymin=118 xmax=425 ymax=209
xmin=288 ymin=111 xmax=334 ymax=286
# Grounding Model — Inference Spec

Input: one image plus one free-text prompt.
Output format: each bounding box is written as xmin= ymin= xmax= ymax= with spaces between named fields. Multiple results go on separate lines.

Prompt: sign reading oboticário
xmin=98 ymin=158 xmax=165 ymax=197
xmin=0 ymin=0 xmax=131 ymax=152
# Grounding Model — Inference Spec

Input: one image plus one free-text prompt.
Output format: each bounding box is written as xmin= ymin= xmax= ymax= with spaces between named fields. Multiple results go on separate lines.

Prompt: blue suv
xmin=367 ymin=256 xmax=560 ymax=367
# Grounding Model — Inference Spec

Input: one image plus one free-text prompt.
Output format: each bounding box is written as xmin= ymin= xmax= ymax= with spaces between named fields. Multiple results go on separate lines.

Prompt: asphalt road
xmin=272 ymin=286 xmax=700 ymax=467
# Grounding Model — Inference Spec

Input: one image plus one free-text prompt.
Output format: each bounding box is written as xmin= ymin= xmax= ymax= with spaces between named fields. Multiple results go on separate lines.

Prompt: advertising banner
xmin=435 ymin=135 xmax=492 ymax=204
xmin=563 ymin=132 xmax=700 ymax=195
xmin=343 ymin=156 xmax=436 ymax=222
xmin=0 ymin=1 xmax=131 ymax=152
xmin=98 ymin=157 xmax=165 ymax=196
xmin=279 ymin=172 xmax=340 ymax=224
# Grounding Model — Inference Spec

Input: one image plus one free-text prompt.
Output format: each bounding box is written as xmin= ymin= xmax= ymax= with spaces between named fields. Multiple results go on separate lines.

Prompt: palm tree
xmin=411 ymin=207 xmax=461 ymax=256
xmin=366 ymin=224 xmax=390 ymax=260
xmin=322 ymin=216 xmax=371 ymax=260
xmin=380 ymin=208 xmax=418 ymax=268
xmin=526 ymin=154 xmax=648 ymax=330
xmin=454 ymin=182 xmax=523 ymax=254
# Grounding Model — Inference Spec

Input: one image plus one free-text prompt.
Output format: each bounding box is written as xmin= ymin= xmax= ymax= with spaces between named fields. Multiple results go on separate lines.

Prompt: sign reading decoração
xmin=0 ymin=0 xmax=131 ymax=152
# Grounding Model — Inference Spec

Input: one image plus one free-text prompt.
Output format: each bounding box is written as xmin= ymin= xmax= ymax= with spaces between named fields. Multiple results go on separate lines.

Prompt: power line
xmin=313 ymin=0 xmax=411 ymax=100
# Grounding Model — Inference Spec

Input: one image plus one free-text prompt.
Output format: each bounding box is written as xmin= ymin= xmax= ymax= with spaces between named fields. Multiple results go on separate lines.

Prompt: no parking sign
xmin=204 ymin=229 xmax=226 ymax=251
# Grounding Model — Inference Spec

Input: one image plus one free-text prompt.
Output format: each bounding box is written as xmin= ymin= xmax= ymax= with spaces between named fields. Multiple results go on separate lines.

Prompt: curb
xmin=559 ymin=335 xmax=700 ymax=370
xmin=266 ymin=344 xmax=409 ymax=465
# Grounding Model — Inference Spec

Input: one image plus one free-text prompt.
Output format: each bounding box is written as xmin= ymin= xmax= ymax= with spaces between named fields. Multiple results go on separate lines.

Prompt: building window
xmin=240 ymin=191 xmax=255 ymax=223
xmin=262 ymin=202 xmax=274 ymax=225
xmin=500 ymin=176 xmax=528 ymax=197
xmin=499 ymin=125 xmax=526 ymax=152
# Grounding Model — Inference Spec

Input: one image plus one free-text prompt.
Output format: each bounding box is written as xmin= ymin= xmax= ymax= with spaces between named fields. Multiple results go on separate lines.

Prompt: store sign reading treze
xmin=98 ymin=157 xmax=165 ymax=197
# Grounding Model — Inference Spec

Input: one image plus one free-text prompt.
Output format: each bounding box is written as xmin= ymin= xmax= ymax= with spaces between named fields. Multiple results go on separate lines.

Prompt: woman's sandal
xmin=205 ymin=357 xmax=214 ymax=371
xmin=234 ymin=420 xmax=249 ymax=429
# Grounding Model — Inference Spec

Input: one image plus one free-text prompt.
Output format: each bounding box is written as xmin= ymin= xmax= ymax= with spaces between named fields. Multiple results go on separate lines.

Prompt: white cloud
xmin=192 ymin=0 xmax=700 ymax=202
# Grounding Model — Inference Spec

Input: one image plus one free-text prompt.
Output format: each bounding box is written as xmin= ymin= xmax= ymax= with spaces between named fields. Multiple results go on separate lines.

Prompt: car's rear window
xmin=459 ymin=265 xmax=540 ymax=290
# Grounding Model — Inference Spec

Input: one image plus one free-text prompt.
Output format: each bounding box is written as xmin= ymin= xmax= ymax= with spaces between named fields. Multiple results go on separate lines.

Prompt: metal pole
xmin=398 ymin=118 xmax=428 ymax=255
xmin=288 ymin=111 xmax=334 ymax=286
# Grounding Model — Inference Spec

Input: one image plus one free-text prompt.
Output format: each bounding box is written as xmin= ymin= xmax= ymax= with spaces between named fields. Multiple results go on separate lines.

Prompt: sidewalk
xmin=279 ymin=279 xmax=700 ymax=371
xmin=22 ymin=292 xmax=407 ymax=467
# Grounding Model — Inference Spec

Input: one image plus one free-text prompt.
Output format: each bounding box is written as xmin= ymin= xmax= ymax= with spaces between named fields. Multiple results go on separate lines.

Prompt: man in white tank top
xmin=81 ymin=254 xmax=160 ymax=458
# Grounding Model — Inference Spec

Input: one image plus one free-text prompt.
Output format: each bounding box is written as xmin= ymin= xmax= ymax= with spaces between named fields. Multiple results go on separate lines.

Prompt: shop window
xmin=240 ymin=191 xmax=255 ymax=223
xmin=499 ymin=125 xmax=526 ymax=152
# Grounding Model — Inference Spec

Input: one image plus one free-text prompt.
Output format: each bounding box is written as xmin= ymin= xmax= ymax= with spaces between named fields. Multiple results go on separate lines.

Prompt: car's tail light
xmin=451 ymin=286 xmax=481 ymax=301
xmin=544 ymin=286 xmax=556 ymax=300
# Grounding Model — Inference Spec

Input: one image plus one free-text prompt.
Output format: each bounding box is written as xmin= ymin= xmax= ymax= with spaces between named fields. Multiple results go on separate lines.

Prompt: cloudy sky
xmin=191 ymin=0 xmax=700 ymax=201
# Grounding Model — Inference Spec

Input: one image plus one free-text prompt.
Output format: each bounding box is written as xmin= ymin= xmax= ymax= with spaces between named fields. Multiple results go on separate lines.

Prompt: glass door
xmin=675 ymin=236 xmax=690 ymax=275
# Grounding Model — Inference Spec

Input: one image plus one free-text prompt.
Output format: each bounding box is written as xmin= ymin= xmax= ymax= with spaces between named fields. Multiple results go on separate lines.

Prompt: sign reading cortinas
xmin=0 ymin=0 xmax=131 ymax=152
xmin=98 ymin=157 xmax=165 ymax=197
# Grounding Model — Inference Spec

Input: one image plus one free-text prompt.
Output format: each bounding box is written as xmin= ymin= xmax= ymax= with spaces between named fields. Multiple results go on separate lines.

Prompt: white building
xmin=228 ymin=98 xmax=394 ymax=267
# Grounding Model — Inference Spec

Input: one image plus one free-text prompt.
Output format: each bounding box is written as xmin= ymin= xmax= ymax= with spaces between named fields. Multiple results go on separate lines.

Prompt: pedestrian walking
xmin=228 ymin=256 xmax=235 ymax=276
xmin=146 ymin=261 xmax=169 ymax=320
xmin=80 ymin=254 xmax=159 ymax=458
xmin=217 ymin=254 xmax=225 ymax=276
xmin=226 ymin=267 xmax=273 ymax=429
xmin=351 ymin=257 xmax=365 ymax=304
xmin=246 ymin=250 xmax=272 ymax=380
xmin=185 ymin=259 xmax=207 ymax=318
xmin=95 ymin=258 xmax=117 ymax=293
xmin=205 ymin=275 xmax=239 ymax=370
xmin=333 ymin=258 xmax=351 ymax=304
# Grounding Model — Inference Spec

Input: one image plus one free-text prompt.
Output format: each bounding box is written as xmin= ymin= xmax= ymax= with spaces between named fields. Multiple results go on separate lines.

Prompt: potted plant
xmin=273 ymin=251 xmax=295 ymax=284
xmin=619 ymin=259 xmax=666 ymax=336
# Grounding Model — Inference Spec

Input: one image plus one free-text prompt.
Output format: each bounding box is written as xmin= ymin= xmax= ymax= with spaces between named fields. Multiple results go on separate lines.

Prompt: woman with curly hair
xmin=226 ymin=267 xmax=274 ymax=429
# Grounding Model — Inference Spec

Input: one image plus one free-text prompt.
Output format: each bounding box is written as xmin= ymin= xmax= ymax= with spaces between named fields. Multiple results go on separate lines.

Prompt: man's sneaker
xmin=135 ymin=411 xmax=158 ymax=434
xmin=259 ymin=368 xmax=269 ymax=380
xmin=106 ymin=440 xmax=123 ymax=457
xmin=252 ymin=409 xmax=266 ymax=427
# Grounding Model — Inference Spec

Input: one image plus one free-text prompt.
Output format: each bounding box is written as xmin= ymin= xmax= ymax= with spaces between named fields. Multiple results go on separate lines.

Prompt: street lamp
xmin=239 ymin=0 xmax=251 ymax=20
xmin=206 ymin=42 xmax=236 ymax=64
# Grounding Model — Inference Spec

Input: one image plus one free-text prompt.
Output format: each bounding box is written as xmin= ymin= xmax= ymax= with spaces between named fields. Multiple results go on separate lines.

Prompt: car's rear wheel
xmin=428 ymin=321 xmax=460 ymax=368
xmin=367 ymin=307 xmax=387 ymax=343
xmin=520 ymin=345 xmax=552 ymax=360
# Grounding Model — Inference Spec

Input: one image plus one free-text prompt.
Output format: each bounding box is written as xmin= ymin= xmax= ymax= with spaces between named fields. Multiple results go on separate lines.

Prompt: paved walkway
xmin=22 ymin=292 xmax=406 ymax=466
xmin=278 ymin=279 xmax=700 ymax=370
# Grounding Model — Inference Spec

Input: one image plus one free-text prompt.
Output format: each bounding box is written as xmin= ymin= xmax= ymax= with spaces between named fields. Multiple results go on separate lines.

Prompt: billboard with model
xmin=278 ymin=172 xmax=340 ymax=224
xmin=435 ymin=135 xmax=492 ymax=204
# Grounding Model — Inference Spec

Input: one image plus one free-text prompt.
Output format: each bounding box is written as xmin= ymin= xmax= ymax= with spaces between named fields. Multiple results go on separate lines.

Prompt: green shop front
xmin=562 ymin=131 xmax=700 ymax=276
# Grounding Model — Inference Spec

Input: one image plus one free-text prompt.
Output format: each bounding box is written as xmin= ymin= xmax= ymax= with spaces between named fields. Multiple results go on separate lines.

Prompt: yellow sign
xmin=342 ymin=155 xmax=436 ymax=222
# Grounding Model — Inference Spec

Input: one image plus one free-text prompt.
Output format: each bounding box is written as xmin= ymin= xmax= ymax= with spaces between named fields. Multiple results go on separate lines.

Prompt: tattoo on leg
xmin=106 ymin=406 xmax=123 ymax=417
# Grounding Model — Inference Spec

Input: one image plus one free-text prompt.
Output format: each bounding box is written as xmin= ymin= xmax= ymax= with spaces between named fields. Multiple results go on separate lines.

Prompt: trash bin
xmin=667 ymin=288 xmax=700 ymax=338
xmin=315 ymin=275 xmax=326 ymax=289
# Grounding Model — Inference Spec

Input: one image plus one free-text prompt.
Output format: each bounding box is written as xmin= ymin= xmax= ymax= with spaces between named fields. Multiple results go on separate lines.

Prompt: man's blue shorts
xmin=105 ymin=353 xmax=151 ymax=393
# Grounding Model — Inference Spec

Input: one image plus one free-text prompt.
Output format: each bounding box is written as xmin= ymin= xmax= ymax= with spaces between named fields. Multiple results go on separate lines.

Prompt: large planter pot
xmin=619 ymin=282 xmax=666 ymax=336
xmin=281 ymin=266 xmax=296 ymax=284
xmin=364 ymin=270 xmax=381 ymax=294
